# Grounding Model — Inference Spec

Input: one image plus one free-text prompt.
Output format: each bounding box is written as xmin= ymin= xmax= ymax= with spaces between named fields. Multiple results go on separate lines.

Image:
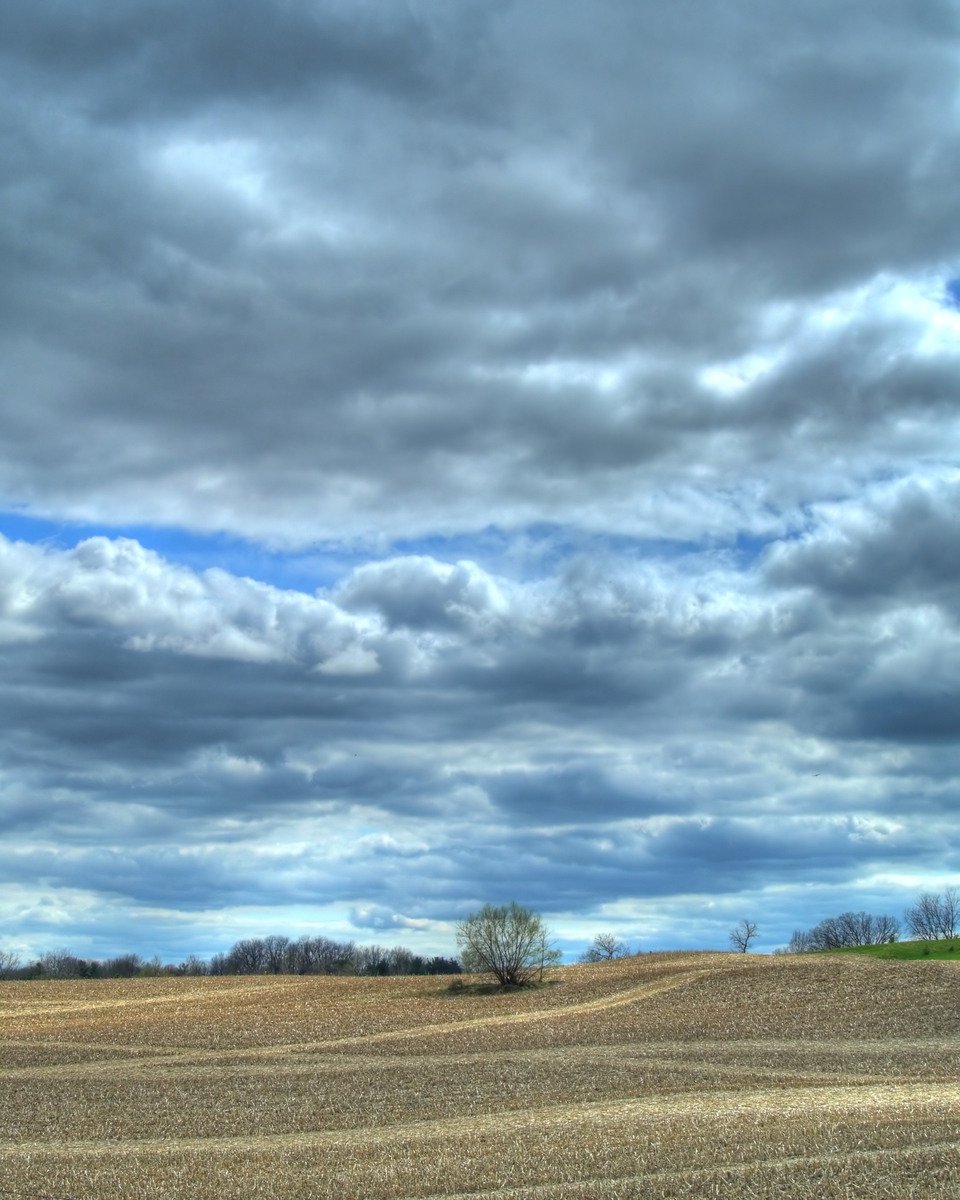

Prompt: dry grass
xmin=1 ymin=951 xmax=959 ymax=1198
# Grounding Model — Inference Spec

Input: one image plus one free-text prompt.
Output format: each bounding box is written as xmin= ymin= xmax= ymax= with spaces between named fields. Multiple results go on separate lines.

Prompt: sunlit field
xmin=2 ymin=951 xmax=959 ymax=1198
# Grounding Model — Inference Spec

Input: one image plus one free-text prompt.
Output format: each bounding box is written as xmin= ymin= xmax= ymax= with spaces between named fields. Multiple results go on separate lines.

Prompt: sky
xmin=2 ymin=0 xmax=960 ymax=964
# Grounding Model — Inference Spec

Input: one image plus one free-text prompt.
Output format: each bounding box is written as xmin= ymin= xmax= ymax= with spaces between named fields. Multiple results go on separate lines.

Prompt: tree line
xmin=782 ymin=888 xmax=959 ymax=953
xmin=0 ymin=935 xmax=461 ymax=981
xmin=1 ymin=903 xmax=561 ymax=989
xmin=3 ymin=887 xmax=958 ymax=981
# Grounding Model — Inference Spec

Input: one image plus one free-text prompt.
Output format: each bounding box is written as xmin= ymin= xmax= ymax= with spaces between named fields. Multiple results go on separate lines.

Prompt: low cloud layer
xmin=2 ymin=495 xmax=959 ymax=956
xmin=2 ymin=1 xmax=959 ymax=959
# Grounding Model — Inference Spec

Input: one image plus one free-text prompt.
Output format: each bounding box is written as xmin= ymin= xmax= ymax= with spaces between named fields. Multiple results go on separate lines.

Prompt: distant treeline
xmin=782 ymin=910 xmax=901 ymax=953
xmin=0 ymin=935 xmax=462 ymax=981
xmin=781 ymin=888 xmax=960 ymax=954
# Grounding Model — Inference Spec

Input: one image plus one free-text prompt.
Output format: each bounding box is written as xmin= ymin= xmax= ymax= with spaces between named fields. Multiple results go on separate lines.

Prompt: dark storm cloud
xmin=1 ymin=1 xmax=958 ymax=544
xmin=0 ymin=1 xmax=440 ymax=111
xmin=479 ymin=764 xmax=691 ymax=824
xmin=0 ymin=842 xmax=256 ymax=908
xmin=767 ymin=480 xmax=960 ymax=611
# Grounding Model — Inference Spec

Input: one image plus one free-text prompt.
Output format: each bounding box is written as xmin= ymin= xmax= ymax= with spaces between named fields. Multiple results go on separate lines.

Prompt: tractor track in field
xmin=0 ymin=980 xmax=302 ymax=1021
xmin=419 ymin=1140 xmax=960 ymax=1200
xmin=2 ymin=1080 xmax=958 ymax=1159
xmin=0 ymin=968 xmax=714 ymax=1078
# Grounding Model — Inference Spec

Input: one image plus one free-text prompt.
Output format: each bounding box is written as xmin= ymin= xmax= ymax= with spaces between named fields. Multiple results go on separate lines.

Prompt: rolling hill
xmin=2 ymin=950 xmax=959 ymax=1198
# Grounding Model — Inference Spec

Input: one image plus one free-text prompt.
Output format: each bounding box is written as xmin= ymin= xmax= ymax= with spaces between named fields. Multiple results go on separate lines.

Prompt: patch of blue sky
xmin=732 ymin=531 xmax=779 ymax=567
xmin=0 ymin=510 xmax=360 ymax=594
xmin=944 ymin=277 xmax=960 ymax=309
xmin=1 ymin=509 xmax=768 ymax=592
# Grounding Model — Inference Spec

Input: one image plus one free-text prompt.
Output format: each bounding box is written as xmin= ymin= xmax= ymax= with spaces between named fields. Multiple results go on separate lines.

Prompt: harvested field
xmin=2 ymin=951 xmax=959 ymax=1198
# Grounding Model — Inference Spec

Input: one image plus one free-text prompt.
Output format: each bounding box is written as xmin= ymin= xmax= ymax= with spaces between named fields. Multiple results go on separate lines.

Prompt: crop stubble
xmin=1 ymin=951 xmax=958 ymax=1198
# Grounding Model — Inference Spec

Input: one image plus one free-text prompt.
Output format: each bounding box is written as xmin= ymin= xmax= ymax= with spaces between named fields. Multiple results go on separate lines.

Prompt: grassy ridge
xmin=826 ymin=938 xmax=960 ymax=960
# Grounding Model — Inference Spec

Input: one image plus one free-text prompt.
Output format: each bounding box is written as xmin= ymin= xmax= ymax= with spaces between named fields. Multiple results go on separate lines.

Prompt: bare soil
xmin=2 ymin=951 xmax=958 ymax=1198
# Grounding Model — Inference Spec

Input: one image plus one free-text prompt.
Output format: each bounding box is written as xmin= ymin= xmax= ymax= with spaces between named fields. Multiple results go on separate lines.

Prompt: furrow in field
xmin=420 ymin=1139 xmax=960 ymax=1200
xmin=0 ymin=1042 xmax=896 ymax=1088
xmin=2 ymin=1080 xmax=958 ymax=1159
xmin=0 ymin=1036 xmax=189 ymax=1057
xmin=1 ymin=968 xmax=713 ymax=1077
xmin=0 ymin=980 xmax=299 ymax=1021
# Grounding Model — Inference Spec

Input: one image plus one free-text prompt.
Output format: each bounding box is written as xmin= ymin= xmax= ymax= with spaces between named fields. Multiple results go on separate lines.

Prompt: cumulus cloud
xmin=2 ymin=1 xmax=960 ymax=958
xmin=2 ymin=524 xmax=958 ymax=954
xmin=766 ymin=477 xmax=960 ymax=613
xmin=0 ymin=534 xmax=380 ymax=669
xmin=336 ymin=556 xmax=507 ymax=634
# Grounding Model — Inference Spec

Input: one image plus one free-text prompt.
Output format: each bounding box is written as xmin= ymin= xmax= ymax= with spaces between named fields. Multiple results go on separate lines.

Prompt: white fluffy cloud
xmin=0 ymin=535 xmax=380 ymax=668
xmin=2 ymin=0 xmax=960 ymax=959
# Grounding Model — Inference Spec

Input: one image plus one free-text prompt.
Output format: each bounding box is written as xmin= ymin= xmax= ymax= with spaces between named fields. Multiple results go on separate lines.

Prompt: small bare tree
xmin=579 ymin=933 xmax=629 ymax=962
xmin=729 ymin=919 xmax=759 ymax=953
xmin=0 ymin=949 xmax=21 ymax=979
xmin=457 ymin=902 xmax=560 ymax=987
xmin=871 ymin=912 xmax=902 ymax=944
xmin=906 ymin=888 xmax=960 ymax=940
xmin=38 ymin=948 xmax=85 ymax=978
xmin=178 ymin=954 xmax=209 ymax=976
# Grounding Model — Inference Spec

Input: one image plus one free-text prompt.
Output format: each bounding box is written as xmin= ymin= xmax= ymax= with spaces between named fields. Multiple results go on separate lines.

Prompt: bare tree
xmin=283 ymin=935 xmax=353 ymax=975
xmin=944 ymin=888 xmax=960 ymax=939
xmin=316 ymin=937 xmax=356 ymax=975
xmin=579 ymin=933 xmax=629 ymax=963
xmin=178 ymin=954 xmax=208 ymax=976
xmin=0 ymin=949 xmax=21 ymax=979
xmin=833 ymin=912 xmax=900 ymax=947
xmin=139 ymin=956 xmax=169 ymax=977
xmin=787 ymin=928 xmax=816 ymax=953
xmin=284 ymin=936 xmax=313 ymax=975
xmin=787 ymin=910 xmax=902 ymax=952
xmin=729 ymin=919 xmax=759 ymax=953
xmin=835 ymin=912 xmax=872 ymax=946
xmin=354 ymin=944 xmax=391 ymax=975
xmin=224 ymin=938 xmax=268 ymax=974
xmin=38 ymin=949 xmax=86 ymax=978
xmin=871 ymin=912 xmax=902 ymax=944
xmin=103 ymin=953 xmax=143 ymax=978
xmin=906 ymin=888 xmax=960 ymax=940
xmin=387 ymin=946 xmax=417 ymax=975
xmin=457 ymin=902 xmax=560 ymax=987
xmin=262 ymin=935 xmax=290 ymax=974
xmin=905 ymin=892 xmax=940 ymax=940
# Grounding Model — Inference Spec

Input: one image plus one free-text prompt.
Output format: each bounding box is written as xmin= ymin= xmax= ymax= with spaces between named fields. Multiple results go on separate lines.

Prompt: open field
xmin=2 ymin=951 xmax=959 ymax=1198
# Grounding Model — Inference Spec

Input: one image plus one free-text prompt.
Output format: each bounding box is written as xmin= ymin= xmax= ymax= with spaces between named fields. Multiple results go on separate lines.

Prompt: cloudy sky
xmin=2 ymin=0 xmax=960 ymax=964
